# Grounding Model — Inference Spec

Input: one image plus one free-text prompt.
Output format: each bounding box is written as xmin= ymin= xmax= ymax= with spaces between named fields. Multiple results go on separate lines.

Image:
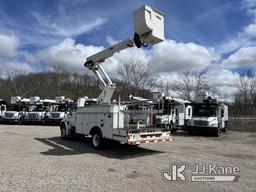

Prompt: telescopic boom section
xmin=84 ymin=5 xmax=165 ymax=104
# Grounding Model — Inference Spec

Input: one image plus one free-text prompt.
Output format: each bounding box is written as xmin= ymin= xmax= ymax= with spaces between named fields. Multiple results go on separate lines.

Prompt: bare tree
xmin=117 ymin=59 xmax=157 ymax=97
xmin=172 ymin=71 xmax=210 ymax=100
xmin=233 ymin=70 xmax=256 ymax=115
xmin=6 ymin=71 xmax=33 ymax=98
xmin=157 ymin=80 xmax=170 ymax=96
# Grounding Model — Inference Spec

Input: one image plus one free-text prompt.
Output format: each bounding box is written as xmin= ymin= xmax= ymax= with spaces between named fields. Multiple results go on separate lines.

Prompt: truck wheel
xmin=222 ymin=122 xmax=228 ymax=132
xmin=18 ymin=118 xmax=22 ymax=125
xmin=213 ymin=127 xmax=220 ymax=137
xmin=188 ymin=128 xmax=194 ymax=135
xmin=169 ymin=121 xmax=177 ymax=133
xmin=60 ymin=124 xmax=68 ymax=139
xmin=92 ymin=131 xmax=104 ymax=150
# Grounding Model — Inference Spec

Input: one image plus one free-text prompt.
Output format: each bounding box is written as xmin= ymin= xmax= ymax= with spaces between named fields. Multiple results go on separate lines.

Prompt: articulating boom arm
xmin=83 ymin=5 xmax=165 ymax=104
xmin=84 ymin=37 xmax=141 ymax=104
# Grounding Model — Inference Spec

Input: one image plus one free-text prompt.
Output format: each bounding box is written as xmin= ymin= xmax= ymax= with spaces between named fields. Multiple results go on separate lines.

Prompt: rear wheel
xmin=92 ymin=131 xmax=104 ymax=150
xmin=188 ymin=127 xmax=194 ymax=135
xmin=169 ymin=121 xmax=177 ymax=133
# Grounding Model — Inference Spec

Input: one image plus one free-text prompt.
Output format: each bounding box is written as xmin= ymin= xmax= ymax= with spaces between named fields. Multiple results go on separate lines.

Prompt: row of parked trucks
xmin=0 ymin=96 xmax=74 ymax=125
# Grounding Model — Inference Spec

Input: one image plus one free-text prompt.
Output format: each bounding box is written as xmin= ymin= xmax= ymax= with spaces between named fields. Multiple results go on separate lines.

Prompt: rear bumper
xmin=127 ymin=137 xmax=172 ymax=145
xmin=127 ymin=129 xmax=172 ymax=145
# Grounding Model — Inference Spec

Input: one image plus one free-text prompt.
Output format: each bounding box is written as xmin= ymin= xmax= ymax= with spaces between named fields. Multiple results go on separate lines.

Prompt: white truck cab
xmin=186 ymin=91 xmax=228 ymax=136
xmin=45 ymin=96 xmax=74 ymax=125
xmin=23 ymin=97 xmax=55 ymax=124
xmin=1 ymin=96 xmax=29 ymax=124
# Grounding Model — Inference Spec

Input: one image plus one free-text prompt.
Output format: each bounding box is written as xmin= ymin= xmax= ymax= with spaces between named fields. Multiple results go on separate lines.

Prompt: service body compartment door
xmin=75 ymin=108 xmax=89 ymax=135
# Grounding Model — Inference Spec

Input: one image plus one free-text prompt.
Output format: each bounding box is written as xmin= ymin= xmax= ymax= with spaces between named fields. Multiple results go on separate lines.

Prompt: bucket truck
xmin=23 ymin=96 xmax=55 ymax=124
xmin=61 ymin=5 xmax=171 ymax=149
xmin=154 ymin=95 xmax=192 ymax=133
xmin=44 ymin=96 xmax=74 ymax=125
xmin=186 ymin=91 xmax=228 ymax=136
xmin=1 ymin=96 xmax=29 ymax=124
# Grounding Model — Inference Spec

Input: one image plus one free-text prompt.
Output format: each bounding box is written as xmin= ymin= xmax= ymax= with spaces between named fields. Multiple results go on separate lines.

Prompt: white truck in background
xmin=153 ymin=94 xmax=192 ymax=133
xmin=186 ymin=91 xmax=228 ymax=136
xmin=1 ymin=96 xmax=29 ymax=124
xmin=23 ymin=96 xmax=55 ymax=124
xmin=0 ymin=99 xmax=7 ymax=118
xmin=45 ymin=96 xmax=74 ymax=125
xmin=60 ymin=5 xmax=171 ymax=149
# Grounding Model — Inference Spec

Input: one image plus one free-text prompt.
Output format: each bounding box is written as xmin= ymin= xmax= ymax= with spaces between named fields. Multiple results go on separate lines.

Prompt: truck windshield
xmin=7 ymin=104 xmax=21 ymax=111
xmin=30 ymin=104 xmax=45 ymax=112
xmin=51 ymin=104 xmax=67 ymax=112
xmin=193 ymin=105 xmax=217 ymax=117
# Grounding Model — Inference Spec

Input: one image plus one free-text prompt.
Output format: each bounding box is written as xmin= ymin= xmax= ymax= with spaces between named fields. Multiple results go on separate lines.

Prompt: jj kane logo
xmin=162 ymin=163 xmax=240 ymax=182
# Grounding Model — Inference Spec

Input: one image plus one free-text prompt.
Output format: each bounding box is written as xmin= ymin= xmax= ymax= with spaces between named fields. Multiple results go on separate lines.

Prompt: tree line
xmin=0 ymin=59 xmax=255 ymax=117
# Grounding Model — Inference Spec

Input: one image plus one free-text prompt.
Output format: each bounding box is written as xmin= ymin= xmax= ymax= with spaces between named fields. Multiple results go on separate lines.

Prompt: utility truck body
xmin=154 ymin=95 xmax=192 ymax=132
xmin=62 ymin=103 xmax=170 ymax=146
xmin=61 ymin=5 xmax=171 ymax=149
xmin=186 ymin=91 xmax=228 ymax=136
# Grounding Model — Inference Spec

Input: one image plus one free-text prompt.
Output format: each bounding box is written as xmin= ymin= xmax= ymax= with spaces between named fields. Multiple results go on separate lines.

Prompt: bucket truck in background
xmin=23 ymin=96 xmax=55 ymax=124
xmin=186 ymin=91 xmax=228 ymax=136
xmin=61 ymin=5 xmax=172 ymax=149
xmin=0 ymin=96 xmax=29 ymax=124
xmin=44 ymin=96 xmax=74 ymax=125
xmin=153 ymin=94 xmax=192 ymax=133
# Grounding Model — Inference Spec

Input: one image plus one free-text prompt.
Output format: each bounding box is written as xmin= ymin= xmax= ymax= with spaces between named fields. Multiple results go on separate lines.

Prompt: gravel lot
xmin=0 ymin=124 xmax=255 ymax=192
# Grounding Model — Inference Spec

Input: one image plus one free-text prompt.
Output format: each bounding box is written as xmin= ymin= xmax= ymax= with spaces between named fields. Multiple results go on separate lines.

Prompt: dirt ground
xmin=0 ymin=124 xmax=255 ymax=192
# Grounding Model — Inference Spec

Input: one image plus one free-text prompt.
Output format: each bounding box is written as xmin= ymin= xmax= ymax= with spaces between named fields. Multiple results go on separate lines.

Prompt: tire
xmin=169 ymin=121 xmax=176 ymax=133
xmin=60 ymin=124 xmax=68 ymax=139
xmin=18 ymin=118 xmax=22 ymax=125
xmin=170 ymin=128 xmax=177 ymax=134
xmin=222 ymin=122 xmax=228 ymax=132
xmin=91 ymin=130 xmax=104 ymax=150
xmin=213 ymin=127 xmax=220 ymax=137
xmin=188 ymin=128 xmax=194 ymax=135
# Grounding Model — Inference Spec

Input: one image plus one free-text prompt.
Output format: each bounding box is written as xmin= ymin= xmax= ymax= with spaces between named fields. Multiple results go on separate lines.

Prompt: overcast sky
xmin=0 ymin=0 xmax=256 ymax=100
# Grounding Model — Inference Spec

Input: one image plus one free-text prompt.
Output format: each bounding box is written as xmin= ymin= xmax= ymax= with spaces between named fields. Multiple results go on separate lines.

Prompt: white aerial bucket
xmin=55 ymin=96 xmax=65 ymax=104
xmin=29 ymin=96 xmax=40 ymax=104
xmin=11 ymin=96 xmax=21 ymax=104
xmin=134 ymin=5 xmax=165 ymax=44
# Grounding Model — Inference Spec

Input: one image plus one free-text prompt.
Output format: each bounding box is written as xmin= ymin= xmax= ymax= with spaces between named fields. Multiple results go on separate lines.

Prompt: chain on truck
xmin=60 ymin=5 xmax=172 ymax=149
